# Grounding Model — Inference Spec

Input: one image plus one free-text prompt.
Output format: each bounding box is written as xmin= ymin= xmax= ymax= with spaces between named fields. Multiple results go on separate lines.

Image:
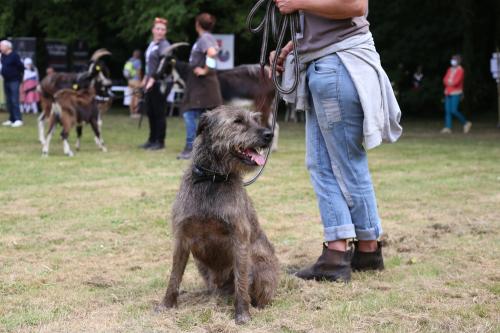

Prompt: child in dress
xmin=20 ymin=57 xmax=40 ymax=114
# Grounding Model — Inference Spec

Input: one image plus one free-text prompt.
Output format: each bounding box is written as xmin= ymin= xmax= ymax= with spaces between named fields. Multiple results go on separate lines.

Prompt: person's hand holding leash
xmin=268 ymin=40 xmax=294 ymax=78
xmin=273 ymin=0 xmax=301 ymax=14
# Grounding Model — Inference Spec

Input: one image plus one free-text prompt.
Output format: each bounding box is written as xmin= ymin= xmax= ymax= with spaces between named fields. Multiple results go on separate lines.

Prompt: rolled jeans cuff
xmin=355 ymin=226 xmax=383 ymax=241
xmin=323 ymin=224 xmax=356 ymax=242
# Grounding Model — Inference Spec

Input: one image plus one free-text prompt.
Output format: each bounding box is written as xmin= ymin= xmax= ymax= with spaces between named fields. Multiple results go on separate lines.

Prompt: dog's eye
xmin=234 ymin=118 xmax=243 ymax=124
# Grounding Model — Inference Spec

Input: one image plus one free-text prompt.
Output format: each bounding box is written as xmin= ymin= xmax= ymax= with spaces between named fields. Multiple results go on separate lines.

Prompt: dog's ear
xmin=196 ymin=113 xmax=209 ymax=136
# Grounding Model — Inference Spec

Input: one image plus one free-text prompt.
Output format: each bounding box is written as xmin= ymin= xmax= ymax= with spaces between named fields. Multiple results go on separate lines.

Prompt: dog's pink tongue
xmin=245 ymin=149 xmax=266 ymax=166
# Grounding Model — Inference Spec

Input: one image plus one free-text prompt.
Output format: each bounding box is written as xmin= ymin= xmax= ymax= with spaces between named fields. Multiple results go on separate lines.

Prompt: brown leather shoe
xmin=351 ymin=241 xmax=384 ymax=271
xmin=294 ymin=244 xmax=353 ymax=282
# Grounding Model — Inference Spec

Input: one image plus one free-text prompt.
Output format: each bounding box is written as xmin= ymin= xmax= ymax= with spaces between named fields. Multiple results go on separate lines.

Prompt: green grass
xmin=0 ymin=110 xmax=499 ymax=332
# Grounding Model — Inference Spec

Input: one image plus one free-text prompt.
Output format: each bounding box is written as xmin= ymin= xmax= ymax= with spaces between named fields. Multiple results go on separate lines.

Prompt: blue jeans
xmin=444 ymin=94 xmax=466 ymax=129
xmin=183 ymin=108 xmax=205 ymax=149
xmin=4 ymin=80 xmax=22 ymax=122
xmin=306 ymin=54 xmax=382 ymax=242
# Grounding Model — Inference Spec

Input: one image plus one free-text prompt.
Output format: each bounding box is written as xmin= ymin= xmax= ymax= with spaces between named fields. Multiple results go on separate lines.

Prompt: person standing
xmin=271 ymin=0 xmax=402 ymax=282
xmin=0 ymin=63 xmax=5 ymax=111
xmin=1 ymin=40 xmax=25 ymax=127
xmin=441 ymin=55 xmax=471 ymax=134
xmin=177 ymin=13 xmax=223 ymax=160
xmin=123 ymin=49 xmax=143 ymax=118
xmin=140 ymin=17 xmax=170 ymax=150
xmin=20 ymin=57 xmax=40 ymax=114
xmin=412 ymin=65 xmax=424 ymax=90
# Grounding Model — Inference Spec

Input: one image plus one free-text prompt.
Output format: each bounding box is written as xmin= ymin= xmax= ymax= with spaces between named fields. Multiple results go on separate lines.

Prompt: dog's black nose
xmin=262 ymin=129 xmax=274 ymax=142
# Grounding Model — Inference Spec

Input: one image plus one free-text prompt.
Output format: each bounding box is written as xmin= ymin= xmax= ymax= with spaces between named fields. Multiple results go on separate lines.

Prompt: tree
xmin=461 ymin=0 xmax=499 ymax=115
xmin=1 ymin=0 xmax=498 ymax=115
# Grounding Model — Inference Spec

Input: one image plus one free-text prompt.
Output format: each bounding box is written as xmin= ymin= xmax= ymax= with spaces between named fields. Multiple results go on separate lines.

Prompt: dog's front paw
xmin=154 ymin=303 xmax=168 ymax=313
xmin=154 ymin=301 xmax=175 ymax=313
xmin=235 ymin=311 xmax=251 ymax=325
xmin=155 ymin=296 xmax=177 ymax=313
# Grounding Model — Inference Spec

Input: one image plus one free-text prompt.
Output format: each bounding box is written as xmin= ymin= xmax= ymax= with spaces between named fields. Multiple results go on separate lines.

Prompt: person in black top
xmin=1 ymin=40 xmax=25 ymax=127
xmin=139 ymin=17 xmax=171 ymax=150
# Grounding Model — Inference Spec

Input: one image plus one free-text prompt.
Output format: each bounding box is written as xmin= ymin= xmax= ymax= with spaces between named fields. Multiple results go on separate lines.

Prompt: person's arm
xmin=16 ymin=55 xmax=25 ymax=80
xmin=449 ymin=67 xmax=464 ymax=87
xmin=268 ymin=41 xmax=294 ymax=78
xmin=145 ymin=47 xmax=161 ymax=90
xmin=274 ymin=0 xmax=367 ymax=19
xmin=145 ymin=76 xmax=155 ymax=90
xmin=193 ymin=47 xmax=218 ymax=76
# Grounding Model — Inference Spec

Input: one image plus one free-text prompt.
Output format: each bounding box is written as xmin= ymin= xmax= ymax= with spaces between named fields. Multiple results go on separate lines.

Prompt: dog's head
xmin=194 ymin=106 xmax=273 ymax=173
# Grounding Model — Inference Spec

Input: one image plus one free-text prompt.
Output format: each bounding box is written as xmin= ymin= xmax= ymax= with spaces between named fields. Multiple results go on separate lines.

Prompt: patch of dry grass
xmin=0 ymin=111 xmax=499 ymax=332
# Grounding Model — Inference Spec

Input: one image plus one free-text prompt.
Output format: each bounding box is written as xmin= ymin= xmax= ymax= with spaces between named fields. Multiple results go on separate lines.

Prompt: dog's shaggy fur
xmin=157 ymin=106 xmax=279 ymax=324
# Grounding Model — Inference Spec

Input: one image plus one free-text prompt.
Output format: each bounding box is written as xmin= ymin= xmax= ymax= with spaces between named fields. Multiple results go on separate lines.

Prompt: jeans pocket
xmin=314 ymin=63 xmax=337 ymax=74
xmin=313 ymin=56 xmax=339 ymax=74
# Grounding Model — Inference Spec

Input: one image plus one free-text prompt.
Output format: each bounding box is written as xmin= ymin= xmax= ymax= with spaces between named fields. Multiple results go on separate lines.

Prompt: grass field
xmin=1 ymin=110 xmax=499 ymax=333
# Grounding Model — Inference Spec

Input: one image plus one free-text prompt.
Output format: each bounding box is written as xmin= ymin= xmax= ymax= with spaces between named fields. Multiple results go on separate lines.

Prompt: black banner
xmin=72 ymin=40 xmax=89 ymax=72
xmin=10 ymin=37 xmax=37 ymax=64
xmin=45 ymin=39 xmax=68 ymax=71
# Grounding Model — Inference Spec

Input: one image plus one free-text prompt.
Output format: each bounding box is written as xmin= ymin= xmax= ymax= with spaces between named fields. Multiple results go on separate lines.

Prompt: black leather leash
xmin=243 ymin=0 xmax=300 ymax=187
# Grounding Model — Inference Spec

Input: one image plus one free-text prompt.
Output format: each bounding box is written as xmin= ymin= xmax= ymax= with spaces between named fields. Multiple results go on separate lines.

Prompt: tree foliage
xmin=1 ymin=0 xmax=499 ymax=115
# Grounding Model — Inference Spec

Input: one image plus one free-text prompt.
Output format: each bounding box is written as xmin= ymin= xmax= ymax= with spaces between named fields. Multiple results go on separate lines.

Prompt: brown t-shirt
xmin=297 ymin=11 xmax=370 ymax=54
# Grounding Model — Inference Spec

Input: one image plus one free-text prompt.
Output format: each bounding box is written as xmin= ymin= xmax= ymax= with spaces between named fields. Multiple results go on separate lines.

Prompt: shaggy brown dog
xmin=157 ymin=106 xmax=279 ymax=324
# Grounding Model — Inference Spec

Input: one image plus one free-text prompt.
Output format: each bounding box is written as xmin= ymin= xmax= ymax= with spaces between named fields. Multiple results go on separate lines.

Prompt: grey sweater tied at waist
xmin=281 ymin=32 xmax=402 ymax=150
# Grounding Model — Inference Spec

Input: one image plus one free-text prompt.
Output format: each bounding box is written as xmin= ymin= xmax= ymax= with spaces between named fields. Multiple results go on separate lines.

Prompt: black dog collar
xmin=192 ymin=165 xmax=230 ymax=184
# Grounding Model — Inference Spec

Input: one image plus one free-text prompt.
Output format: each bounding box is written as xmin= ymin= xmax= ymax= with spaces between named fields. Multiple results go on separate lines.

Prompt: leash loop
xmin=247 ymin=0 xmax=300 ymax=95
xmin=243 ymin=0 xmax=300 ymax=187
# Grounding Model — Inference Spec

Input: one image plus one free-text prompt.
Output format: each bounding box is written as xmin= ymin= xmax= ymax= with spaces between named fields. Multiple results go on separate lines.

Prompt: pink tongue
xmin=244 ymin=149 xmax=266 ymax=166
